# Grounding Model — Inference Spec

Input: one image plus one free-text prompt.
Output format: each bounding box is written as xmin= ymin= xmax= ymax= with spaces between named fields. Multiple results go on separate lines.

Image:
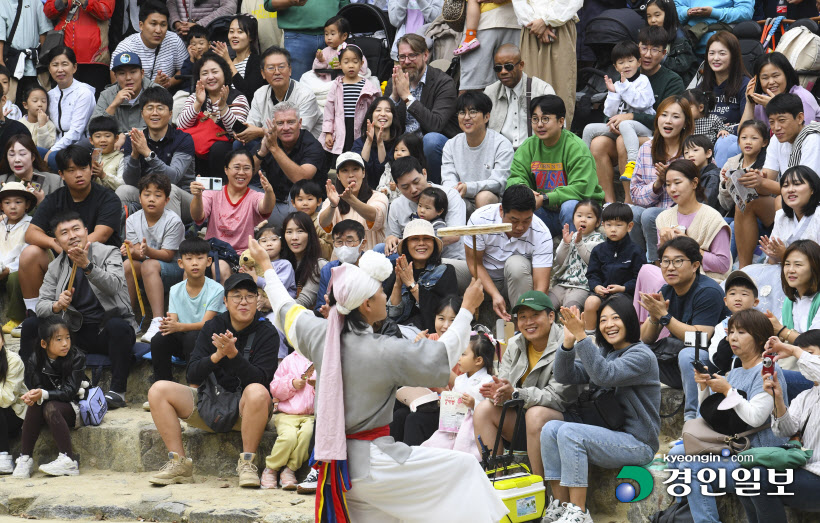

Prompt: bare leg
xmin=211 ymin=260 xmax=231 ymax=285
xmin=590 ymin=137 xmax=618 ymax=203
xmin=474 ymin=190 xmax=499 ymax=209
xmin=734 ymin=197 xmax=774 ymax=267
xmin=570 ymin=487 xmax=589 ymax=511
xmin=463 ymin=0 xmax=480 ymax=37
xmin=550 ymin=481 xmax=569 ymax=504
xmin=142 ymin=259 xmax=167 ymax=317
xmin=239 ymin=383 xmax=271 ymax=453
xmin=524 ymin=406 xmax=563 ymax=478
xmin=148 ymin=380 xmax=194 ymax=456
xmin=615 ymin=136 xmax=633 ymax=204
xmin=583 ymin=295 xmax=602 ymax=331
xmin=19 ymin=245 xmax=50 ymax=299
xmin=473 ymin=400 xmax=518 ymax=457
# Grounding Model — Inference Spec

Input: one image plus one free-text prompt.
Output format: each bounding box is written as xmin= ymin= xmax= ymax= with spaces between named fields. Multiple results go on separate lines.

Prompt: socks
xmin=23 ymin=298 xmax=38 ymax=313
xmin=464 ymin=29 xmax=477 ymax=43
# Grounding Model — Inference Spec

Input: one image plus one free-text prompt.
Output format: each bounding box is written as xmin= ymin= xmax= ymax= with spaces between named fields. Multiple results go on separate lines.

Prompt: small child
xmin=416 ymin=294 xmax=462 ymax=343
xmin=454 ymin=0 xmax=482 ymax=56
xmin=321 ymin=44 xmax=379 ymax=154
xmin=181 ymin=25 xmax=209 ymax=78
xmin=0 ymin=67 xmax=21 ymax=121
xmin=583 ymin=42 xmax=655 ymax=187
xmin=584 ymin=203 xmax=645 ymax=331
xmin=0 ymin=336 xmax=26 ymax=473
xmin=261 ymin=350 xmax=315 ymax=490
xmin=149 ymin=236 xmax=226 ymax=388
xmin=14 ymin=316 xmax=86 ymax=478
xmin=0 ymin=182 xmax=36 ymax=334
xmin=409 ymin=186 xmax=447 ymax=236
xmin=313 ymin=16 xmax=367 ymax=82
xmin=718 ymin=119 xmax=769 ymax=213
xmin=549 ymin=199 xmax=605 ymax=310
xmin=421 ymin=331 xmax=496 ymax=459
xmin=683 ymin=89 xmax=728 ymax=144
xmin=121 ymin=173 xmax=186 ymax=343
xmin=88 ymin=116 xmax=125 ymax=191
xmin=379 ymin=133 xmax=424 ymax=201
xmin=17 ymin=86 xmax=55 ymax=150
xmin=683 ymin=134 xmax=722 ymax=212
xmin=289 ymin=179 xmax=332 ymax=260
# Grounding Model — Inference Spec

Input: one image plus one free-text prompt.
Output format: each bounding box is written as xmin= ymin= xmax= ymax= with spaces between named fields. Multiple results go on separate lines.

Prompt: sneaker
xmin=620 ymin=161 xmax=636 ymax=181
xmin=105 ymin=391 xmax=126 ymax=410
xmin=237 ymin=452 xmax=260 ymax=488
xmin=297 ymin=468 xmax=318 ymax=494
xmin=554 ymin=503 xmax=593 ymax=523
xmin=10 ymin=323 xmax=22 ymax=338
xmin=0 ymin=452 xmax=13 ymax=474
xmin=453 ymin=38 xmax=480 ymax=56
xmin=280 ymin=467 xmax=298 ymax=490
xmin=39 ymin=453 xmax=79 ymax=476
xmin=1 ymin=320 xmax=20 ymax=335
xmin=12 ymin=455 xmax=33 ymax=479
xmin=261 ymin=467 xmax=279 ymax=489
xmin=141 ymin=317 xmax=163 ymax=343
xmin=542 ymin=497 xmax=566 ymax=522
xmin=142 ymin=401 xmax=151 ymax=412
xmin=149 ymin=452 xmax=193 ymax=485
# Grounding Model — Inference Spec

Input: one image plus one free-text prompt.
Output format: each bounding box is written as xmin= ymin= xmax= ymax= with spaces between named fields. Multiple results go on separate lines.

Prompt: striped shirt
xmin=343 ymin=80 xmax=365 ymax=118
xmin=235 ymin=57 xmax=249 ymax=79
xmin=630 ymin=140 xmax=677 ymax=209
xmin=177 ymin=92 xmax=250 ymax=136
xmin=111 ymin=32 xmax=188 ymax=81
xmin=463 ymin=203 xmax=553 ymax=280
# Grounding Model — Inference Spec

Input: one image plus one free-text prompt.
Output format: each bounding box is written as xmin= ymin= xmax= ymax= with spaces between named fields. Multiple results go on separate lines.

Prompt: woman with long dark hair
xmin=352 ymin=97 xmax=405 ymax=189
xmin=698 ymin=31 xmax=750 ymax=127
xmin=211 ymin=15 xmax=265 ymax=103
xmin=280 ymin=211 xmax=328 ymax=310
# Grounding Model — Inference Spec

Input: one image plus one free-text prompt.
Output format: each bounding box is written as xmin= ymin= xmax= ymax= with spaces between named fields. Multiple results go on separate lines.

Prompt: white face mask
xmin=334 ymin=241 xmax=362 ymax=264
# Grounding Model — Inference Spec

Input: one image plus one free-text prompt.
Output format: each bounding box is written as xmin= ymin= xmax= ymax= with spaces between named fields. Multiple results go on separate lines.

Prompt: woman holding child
xmin=0 ymin=135 xmax=61 ymax=206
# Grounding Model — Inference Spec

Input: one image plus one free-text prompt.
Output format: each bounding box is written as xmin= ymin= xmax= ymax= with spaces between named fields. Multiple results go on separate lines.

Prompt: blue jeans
xmin=678 ymin=346 xmax=720 ymax=422
xmin=781 ymin=369 xmax=814 ymax=403
xmin=540 ymin=420 xmax=655 ymax=487
xmin=536 ymin=200 xmax=578 ymax=238
xmin=714 ymin=134 xmax=740 ymax=169
xmin=283 ymin=32 xmax=325 ymax=81
xmin=422 ymin=132 xmax=448 ymax=185
xmin=728 ymin=218 xmax=769 ymax=261
xmin=741 ymin=466 xmax=820 ymax=520
xmin=629 ymin=205 xmax=664 ymax=262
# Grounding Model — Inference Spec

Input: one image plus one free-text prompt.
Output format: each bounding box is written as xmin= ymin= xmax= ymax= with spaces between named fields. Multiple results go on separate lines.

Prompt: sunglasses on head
xmin=493 ymin=61 xmax=521 ymax=73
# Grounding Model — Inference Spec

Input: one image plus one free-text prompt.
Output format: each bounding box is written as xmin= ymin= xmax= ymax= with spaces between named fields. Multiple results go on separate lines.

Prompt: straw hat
xmin=0 ymin=181 xmax=37 ymax=209
xmin=399 ymin=219 xmax=443 ymax=255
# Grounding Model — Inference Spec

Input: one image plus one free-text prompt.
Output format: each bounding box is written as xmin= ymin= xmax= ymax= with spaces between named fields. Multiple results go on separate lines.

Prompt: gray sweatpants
xmin=582 ymin=120 xmax=653 ymax=164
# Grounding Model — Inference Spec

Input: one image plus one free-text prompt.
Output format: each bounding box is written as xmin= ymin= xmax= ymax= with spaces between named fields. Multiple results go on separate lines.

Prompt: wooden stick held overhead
xmin=438 ymin=223 xmax=513 ymax=276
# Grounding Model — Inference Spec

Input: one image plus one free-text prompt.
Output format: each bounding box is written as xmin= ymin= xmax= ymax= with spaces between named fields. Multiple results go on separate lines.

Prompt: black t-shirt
xmin=0 ymin=119 xmax=31 ymax=153
xmin=69 ymin=267 xmax=105 ymax=323
xmin=31 ymin=184 xmax=122 ymax=247
xmin=261 ymin=130 xmax=328 ymax=203
xmin=661 ymin=273 xmax=730 ymax=333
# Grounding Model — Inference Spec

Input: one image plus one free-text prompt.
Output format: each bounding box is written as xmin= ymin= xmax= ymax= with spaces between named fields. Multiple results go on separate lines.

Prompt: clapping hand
xmin=560 ymin=306 xmax=587 ymax=342
xmin=210 ymin=41 xmax=232 ymax=63
xmin=194 ymin=80 xmax=207 ymax=108
xmin=154 ymin=70 xmax=171 ymax=88
xmin=639 ymin=292 xmax=669 ymax=321
xmin=604 ymin=75 xmax=616 ymax=93
xmin=395 ymin=255 xmax=415 ymax=287
xmin=212 ymin=331 xmax=238 ymax=359
xmin=258 ymin=171 xmax=274 ymax=196
xmin=759 ymin=235 xmax=786 ymax=262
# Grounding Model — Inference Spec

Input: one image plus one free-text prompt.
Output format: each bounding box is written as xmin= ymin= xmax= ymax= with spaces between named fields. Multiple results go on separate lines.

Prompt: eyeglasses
xmin=333 ymin=238 xmax=362 ymax=248
xmin=397 ymin=52 xmax=421 ymax=62
xmin=229 ymin=164 xmax=253 ymax=173
xmin=264 ymin=64 xmax=289 ymax=72
xmin=493 ymin=61 xmax=521 ymax=73
xmin=639 ymin=45 xmax=664 ymax=56
xmin=457 ymin=109 xmax=481 ymax=118
xmin=659 ymin=258 xmax=691 ymax=269
xmin=530 ymin=116 xmax=554 ymax=125
xmin=227 ymin=293 xmax=258 ymax=304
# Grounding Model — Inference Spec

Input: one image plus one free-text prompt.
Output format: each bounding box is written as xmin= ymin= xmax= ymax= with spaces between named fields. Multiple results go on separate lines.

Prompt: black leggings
xmin=21 ymin=401 xmax=75 ymax=459
xmin=150 ymin=330 xmax=198 ymax=382
xmin=0 ymin=407 xmax=23 ymax=453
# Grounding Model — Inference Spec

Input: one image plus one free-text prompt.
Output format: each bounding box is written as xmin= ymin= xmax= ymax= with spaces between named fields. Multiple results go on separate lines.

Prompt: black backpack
xmin=649 ymin=499 xmax=693 ymax=523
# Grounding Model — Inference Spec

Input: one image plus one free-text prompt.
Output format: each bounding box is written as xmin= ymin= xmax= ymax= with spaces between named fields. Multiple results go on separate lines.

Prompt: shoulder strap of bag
xmin=243 ymin=331 xmax=256 ymax=359
xmin=148 ymin=43 xmax=162 ymax=80
xmin=735 ymin=423 xmax=770 ymax=439
xmin=64 ymin=2 xmax=82 ymax=26
xmin=6 ymin=0 xmax=24 ymax=50
xmin=525 ymin=76 xmax=533 ymax=137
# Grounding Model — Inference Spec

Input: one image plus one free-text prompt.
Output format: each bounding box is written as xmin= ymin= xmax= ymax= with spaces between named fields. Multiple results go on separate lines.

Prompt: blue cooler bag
xmin=79 ymin=386 xmax=108 ymax=426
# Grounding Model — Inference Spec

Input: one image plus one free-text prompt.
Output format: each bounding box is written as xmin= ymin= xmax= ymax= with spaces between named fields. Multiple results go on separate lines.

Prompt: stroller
xmin=572 ymin=8 xmax=646 ymax=135
xmin=337 ymin=3 xmax=396 ymax=83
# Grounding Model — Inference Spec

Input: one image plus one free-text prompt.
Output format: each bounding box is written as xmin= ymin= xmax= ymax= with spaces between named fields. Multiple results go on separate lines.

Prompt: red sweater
xmin=44 ymin=0 xmax=114 ymax=65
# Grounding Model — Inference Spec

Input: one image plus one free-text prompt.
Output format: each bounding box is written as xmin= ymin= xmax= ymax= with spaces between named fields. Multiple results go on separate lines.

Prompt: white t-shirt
xmin=762 ymin=134 xmax=820 ymax=177
xmin=125 ymin=208 xmax=185 ymax=253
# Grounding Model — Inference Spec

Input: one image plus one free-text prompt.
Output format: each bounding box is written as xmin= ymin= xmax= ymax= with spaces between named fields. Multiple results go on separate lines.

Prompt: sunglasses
xmin=493 ymin=61 xmax=521 ymax=73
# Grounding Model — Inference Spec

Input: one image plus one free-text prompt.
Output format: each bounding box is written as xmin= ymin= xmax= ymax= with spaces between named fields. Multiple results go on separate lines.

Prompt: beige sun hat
xmin=399 ymin=219 xmax=443 ymax=255
xmin=0 ymin=181 xmax=37 ymax=209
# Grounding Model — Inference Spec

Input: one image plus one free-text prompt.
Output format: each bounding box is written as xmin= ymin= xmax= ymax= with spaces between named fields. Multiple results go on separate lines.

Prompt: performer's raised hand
xmin=462 ymin=278 xmax=484 ymax=315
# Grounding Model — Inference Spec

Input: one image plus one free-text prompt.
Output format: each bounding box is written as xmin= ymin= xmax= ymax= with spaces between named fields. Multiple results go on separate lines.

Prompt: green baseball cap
xmin=511 ymin=291 xmax=554 ymax=315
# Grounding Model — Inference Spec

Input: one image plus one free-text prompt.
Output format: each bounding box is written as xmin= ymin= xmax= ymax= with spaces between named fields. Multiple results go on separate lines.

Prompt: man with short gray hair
xmin=253 ymin=101 xmax=327 ymax=226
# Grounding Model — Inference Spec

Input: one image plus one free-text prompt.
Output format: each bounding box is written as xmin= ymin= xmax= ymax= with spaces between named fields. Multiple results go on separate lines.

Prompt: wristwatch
xmin=83 ymin=262 xmax=94 ymax=275
xmin=512 ymin=390 xmax=520 ymax=400
xmin=659 ymin=313 xmax=672 ymax=327
xmin=407 ymin=281 xmax=418 ymax=291
xmin=255 ymin=151 xmax=267 ymax=161
xmin=147 ymin=151 xmax=157 ymax=161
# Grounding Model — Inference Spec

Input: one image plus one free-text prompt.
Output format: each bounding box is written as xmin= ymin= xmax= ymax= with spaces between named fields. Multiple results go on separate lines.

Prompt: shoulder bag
xmin=195 ymin=332 xmax=255 ymax=433
xmin=2 ymin=0 xmax=24 ymax=73
xmin=441 ymin=0 xmax=467 ymax=32
xmin=38 ymin=2 xmax=81 ymax=68
xmin=682 ymin=417 xmax=769 ymax=455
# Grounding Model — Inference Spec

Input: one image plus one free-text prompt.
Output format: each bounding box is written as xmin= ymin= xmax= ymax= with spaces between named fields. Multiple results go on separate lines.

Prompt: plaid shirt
xmin=630 ymin=140 xmax=678 ymax=209
xmin=694 ymin=114 xmax=728 ymax=143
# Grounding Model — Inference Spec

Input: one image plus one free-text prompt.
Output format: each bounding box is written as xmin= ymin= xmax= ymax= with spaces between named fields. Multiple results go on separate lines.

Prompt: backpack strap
xmin=243 ymin=332 xmax=256 ymax=359
xmin=525 ymin=76 xmax=533 ymax=137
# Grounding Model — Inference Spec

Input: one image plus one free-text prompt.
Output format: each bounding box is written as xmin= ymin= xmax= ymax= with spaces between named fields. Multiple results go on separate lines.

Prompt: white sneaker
xmin=542 ymin=497 xmax=566 ymax=522
xmin=10 ymin=324 xmax=22 ymax=338
xmin=38 ymin=453 xmax=79 ymax=476
xmin=0 ymin=452 xmax=13 ymax=474
xmin=141 ymin=317 xmax=163 ymax=343
xmin=296 ymin=468 xmax=319 ymax=494
xmin=12 ymin=455 xmax=33 ymax=478
xmin=554 ymin=503 xmax=593 ymax=523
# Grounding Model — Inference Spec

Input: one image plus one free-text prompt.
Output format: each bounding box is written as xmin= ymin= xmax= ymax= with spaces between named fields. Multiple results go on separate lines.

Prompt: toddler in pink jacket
xmin=261 ymin=351 xmax=316 ymax=490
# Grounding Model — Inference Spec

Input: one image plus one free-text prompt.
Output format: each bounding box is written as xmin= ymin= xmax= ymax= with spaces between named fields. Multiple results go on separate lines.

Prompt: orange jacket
xmin=44 ymin=0 xmax=114 ymax=65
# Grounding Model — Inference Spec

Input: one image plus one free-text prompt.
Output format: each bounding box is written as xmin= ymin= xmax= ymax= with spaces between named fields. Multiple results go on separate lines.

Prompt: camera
xmin=762 ymin=352 xmax=775 ymax=376
xmin=684 ymin=331 xmax=708 ymax=348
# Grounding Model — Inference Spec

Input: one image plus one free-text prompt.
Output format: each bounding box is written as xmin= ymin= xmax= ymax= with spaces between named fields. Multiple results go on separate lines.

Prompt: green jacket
xmin=264 ymin=0 xmax=349 ymax=33
xmin=634 ymin=65 xmax=685 ymax=130
xmin=507 ymin=130 xmax=604 ymax=207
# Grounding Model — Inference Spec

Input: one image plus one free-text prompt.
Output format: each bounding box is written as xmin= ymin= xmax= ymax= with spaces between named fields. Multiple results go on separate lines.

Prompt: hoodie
xmin=586 ymin=235 xmax=645 ymax=296
xmin=269 ymin=351 xmax=315 ymax=415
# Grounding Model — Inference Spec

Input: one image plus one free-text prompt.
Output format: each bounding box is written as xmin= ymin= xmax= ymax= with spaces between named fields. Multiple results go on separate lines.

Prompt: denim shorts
xmin=159 ymin=260 xmax=185 ymax=288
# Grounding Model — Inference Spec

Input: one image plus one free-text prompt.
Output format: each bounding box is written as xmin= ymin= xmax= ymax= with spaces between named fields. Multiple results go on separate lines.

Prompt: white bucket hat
xmin=399 ymin=219 xmax=443 ymax=255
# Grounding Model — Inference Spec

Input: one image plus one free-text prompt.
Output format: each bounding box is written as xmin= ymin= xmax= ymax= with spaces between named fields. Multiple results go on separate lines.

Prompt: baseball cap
xmin=511 ymin=291 xmax=555 ymax=315
xmin=335 ymin=151 xmax=365 ymax=170
xmin=111 ymin=53 xmax=142 ymax=71
xmin=724 ymin=270 xmax=758 ymax=298
xmin=223 ymin=273 xmax=257 ymax=295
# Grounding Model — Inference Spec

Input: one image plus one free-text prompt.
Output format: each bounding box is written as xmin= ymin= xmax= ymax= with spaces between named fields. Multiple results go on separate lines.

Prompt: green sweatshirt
xmin=634 ymin=65 xmax=685 ymax=129
xmin=507 ymin=130 xmax=604 ymax=207
xmin=264 ymin=0 xmax=349 ymax=33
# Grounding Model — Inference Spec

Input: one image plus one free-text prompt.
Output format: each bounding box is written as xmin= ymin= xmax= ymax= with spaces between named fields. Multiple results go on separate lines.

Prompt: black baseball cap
xmin=223 ymin=273 xmax=257 ymax=294
xmin=724 ymin=270 xmax=758 ymax=298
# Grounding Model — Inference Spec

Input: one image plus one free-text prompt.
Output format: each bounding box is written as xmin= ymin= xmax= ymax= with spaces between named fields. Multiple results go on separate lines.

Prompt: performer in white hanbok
xmin=247 ymin=238 xmax=508 ymax=522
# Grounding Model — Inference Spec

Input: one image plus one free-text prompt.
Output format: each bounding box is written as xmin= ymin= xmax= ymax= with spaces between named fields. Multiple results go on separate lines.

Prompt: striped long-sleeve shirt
xmin=630 ymin=139 xmax=678 ymax=209
xmin=177 ymin=93 xmax=249 ymax=136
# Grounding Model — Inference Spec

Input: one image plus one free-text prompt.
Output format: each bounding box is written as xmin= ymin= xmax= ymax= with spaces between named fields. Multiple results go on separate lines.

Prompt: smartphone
xmin=233 ymin=121 xmax=248 ymax=133
xmin=691 ymin=360 xmax=709 ymax=374
xmin=199 ymin=177 xmax=223 ymax=191
xmin=684 ymin=331 xmax=709 ymax=348
xmin=29 ymin=173 xmax=46 ymax=192
xmin=92 ymin=147 xmax=103 ymax=164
